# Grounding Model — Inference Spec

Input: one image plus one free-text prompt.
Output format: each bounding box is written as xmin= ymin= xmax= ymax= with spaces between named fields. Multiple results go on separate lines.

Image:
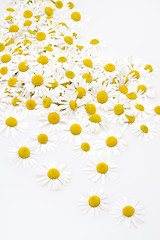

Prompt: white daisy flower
xmin=72 ymin=139 xmax=95 ymax=160
xmin=131 ymin=121 xmax=156 ymax=141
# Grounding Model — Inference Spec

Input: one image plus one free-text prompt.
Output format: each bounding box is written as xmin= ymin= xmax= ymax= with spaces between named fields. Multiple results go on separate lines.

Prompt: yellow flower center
xmin=37 ymin=55 xmax=49 ymax=65
xmin=18 ymin=62 xmax=29 ymax=72
xmin=67 ymin=2 xmax=74 ymax=9
xmin=65 ymin=70 xmax=75 ymax=79
xmin=58 ymin=56 xmax=67 ymax=63
xmin=76 ymin=87 xmax=86 ymax=99
xmin=9 ymin=25 xmax=19 ymax=32
xmin=89 ymin=114 xmax=101 ymax=123
xmin=1 ymin=54 xmax=11 ymax=63
xmin=106 ymin=136 xmax=118 ymax=147
xmin=43 ymin=97 xmax=52 ymax=108
xmin=71 ymin=11 xmax=81 ymax=21
xmin=140 ymin=125 xmax=148 ymax=133
xmin=96 ymin=162 xmax=108 ymax=174
xmin=154 ymin=106 xmax=160 ymax=115
xmin=55 ymin=1 xmax=63 ymax=9
xmin=135 ymin=104 xmax=144 ymax=111
xmin=137 ymin=85 xmax=147 ymax=93
xmin=64 ymin=36 xmax=73 ymax=45
xmin=0 ymin=43 xmax=5 ymax=52
xmin=23 ymin=10 xmax=33 ymax=18
xmin=83 ymin=59 xmax=93 ymax=68
xmin=32 ymin=75 xmax=44 ymax=86
xmin=44 ymin=46 xmax=53 ymax=52
xmin=5 ymin=117 xmax=17 ymax=127
xmin=36 ymin=32 xmax=46 ymax=41
xmin=48 ymin=112 xmax=60 ymax=124
xmin=48 ymin=168 xmax=60 ymax=179
xmin=70 ymin=124 xmax=82 ymax=135
xmin=126 ymin=92 xmax=137 ymax=100
xmin=13 ymin=48 xmax=23 ymax=55
xmin=85 ymin=104 xmax=96 ymax=115
xmin=114 ymin=104 xmax=124 ymax=115
xmin=12 ymin=97 xmax=21 ymax=106
xmin=24 ymin=20 xmax=32 ymax=26
xmin=119 ymin=85 xmax=128 ymax=94
xmin=5 ymin=38 xmax=14 ymax=46
xmin=81 ymin=142 xmax=90 ymax=152
xmin=145 ymin=64 xmax=153 ymax=72
xmin=123 ymin=206 xmax=135 ymax=217
xmin=26 ymin=99 xmax=36 ymax=110
xmin=83 ymin=73 xmax=92 ymax=83
xmin=8 ymin=77 xmax=18 ymax=87
xmin=38 ymin=134 xmax=48 ymax=144
xmin=0 ymin=67 xmax=8 ymax=75
xmin=48 ymin=80 xmax=58 ymax=89
xmin=90 ymin=39 xmax=99 ymax=45
xmin=97 ymin=91 xmax=108 ymax=104
xmin=69 ymin=100 xmax=77 ymax=111
xmin=18 ymin=147 xmax=30 ymax=159
xmin=45 ymin=7 xmax=54 ymax=16
xmin=23 ymin=39 xmax=32 ymax=45
xmin=6 ymin=15 xmax=13 ymax=21
xmin=6 ymin=7 xmax=15 ymax=12
xmin=104 ymin=63 xmax=115 ymax=72
xmin=130 ymin=70 xmax=140 ymax=79
xmin=76 ymin=45 xmax=84 ymax=50
xmin=125 ymin=114 xmax=135 ymax=124
xmin=88 ymin=195 xmax=100 ymax=208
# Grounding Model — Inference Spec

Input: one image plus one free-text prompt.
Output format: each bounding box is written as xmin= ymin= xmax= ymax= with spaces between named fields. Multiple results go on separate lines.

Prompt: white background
xmin=0 ymin=0 xmax=160 ymax=240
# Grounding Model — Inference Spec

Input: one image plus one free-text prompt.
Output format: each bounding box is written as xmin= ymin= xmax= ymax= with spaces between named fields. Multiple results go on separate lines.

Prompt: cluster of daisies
xmin=0 ymin=0 xmax=159 ymax=228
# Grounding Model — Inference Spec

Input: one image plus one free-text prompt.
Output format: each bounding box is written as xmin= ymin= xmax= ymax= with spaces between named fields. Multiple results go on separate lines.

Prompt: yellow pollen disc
xmin=64 ymin=36 xmax=73 ymax=45
xmin=71 ymin=11 xmax=81 ymax=21
xmin=23 ymin=10 xmax=33 ymax=18
xmin=44 ymin=46 xmax=53 ymax=52
xmin=70 ymin=124 xmax=82 ymax=135
xmin=135 ymin=104 xmax=144 ymax=111
xmin=69 ymin=100 xmax=77 ymax=111
xmin=37 ymin=55 xmax=49 ymax=65
xmin=68 ymin=2 xmax=74 ymax=9
xmin=88 ymin=195 xmax=100 ymax=208
xmin=58 ymin=56 xmax=67 ymax=63
xmin=6 ymin=7 xmax=15 ymax=12
xmin=45 ymin=7 xmax=54 ymax=16
xmin=85 ymin=104 xmax=96 ymax=115
xmin=154 ymin=106 xmax=160 ymax=115
xmin=137 ymin=85 xmax=147 ymax=93
xmin=76 ymin=87 xmax=86 ymax=99
xmin=48 ymin=168 xmax=60 ymax=179
xmin=90 ymin=39 xmax=99 ymax=45
xmin=119 ymin=85 xmax=128 ymax=94
xmin=104 ymin=63 xmax=115 ymax=72
xmin=97 ymin=91 xmax=108 ymax=104
xmin=32 ymin=75 xmax=44 ymax=86
xmin=83 ymin=59 xmax=93 ymax=68
xmin=89 ymin=114 xmax=101 ymax=123
xmin=26 ymin=99 xmax=36 ymax=110
xmin=130 ymin=70 xmax=140 ymax=79
xmin=12 ymin=97 xmax=21 ymax=106
xmin=23 ymin=39 xmax=32 ymax=45
xmin=123 ymin=206 xmax=135 ymax=217
xmin=6 ymin=15 xmax=13 ymax=21
xmin=9 ymin=25 xmax=19 ymax=32
xmin=5 ymin=117 xmax=17 ymax=127
xmin=114 ymin=104 xmax=124 ymax=115
xmin=5 ymin=38 xmax=14 ymax=46
xmin=36 ymin=32 xmax=46 ymax=41
xmin=8 ymin=77 xmax=18 ymax=87
xmin=76 ymin=45 xmax=84 ymax=50
xmin=38 ymin=134 xmax=48 ymax=144
xmin=18 ymin=147 xmax=30 ymax=159
xmin=145 ymin=64 xmax=153 ymax=72
xmin=18 ymin=62 xmax=29 ymax=72
xmin=106 ymin=136 xmax=118 ymax=147
xmin=13 ymin=48 xmax=23 ymax=55
xmin=0 ymin=43 xmax=5 ymax=52
xmin=65 ymin=70 xmax=75 ymax=79
xmin=48 ymin=80 xmax=58 ymax=89
xmin=0 ymin=67 xmax=8 ymax=75
xmin=1 ymin=54 xmax=11 ymax=63
xmin=140 ymin=125 xmax=149 ymax=133
xmin=96 ymin=162 xmax=108 ymax=174
xmin=125 ymin=114 xmax=135 ymax=124
xmin=24 ymin=20 xmax=32 ymax=26
xmin=81 ymin=142 xmax=90 ymax=152
xmin=127 ymin=92 xmax=137 ymax=100
xmin=83 ymin=73 xmax=92 ymax=83
xmin=48 ymin=112 xmax=60 ymax=124
xmin=43 ymin=97 xmax=52 ymax=108
xmin=55 ymin=1 xmax=63 ymax=9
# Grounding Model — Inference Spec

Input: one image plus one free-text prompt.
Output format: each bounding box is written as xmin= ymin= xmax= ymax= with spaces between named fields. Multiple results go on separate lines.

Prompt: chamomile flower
xmin=36 ymin=161 xmax=71 ymax=191
xmin=149 ymin=103 xmax=160 ymax=121
xmin=112 ymin=197 xmax=144 ymax=228
xmin=85 ymin=155 xmax=118 ymax=184
xmin=131 ymin=121 xmax=156 ymax=141
xmin=8 ymin=143 xmax=39 ymax=168
xmin=85 ymin=36 xmax=106 ymax=53
xmin=72 ymin=139 xmax=95 ymax=160
xmin=78 ymin=189 xmax=109 ymax=217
